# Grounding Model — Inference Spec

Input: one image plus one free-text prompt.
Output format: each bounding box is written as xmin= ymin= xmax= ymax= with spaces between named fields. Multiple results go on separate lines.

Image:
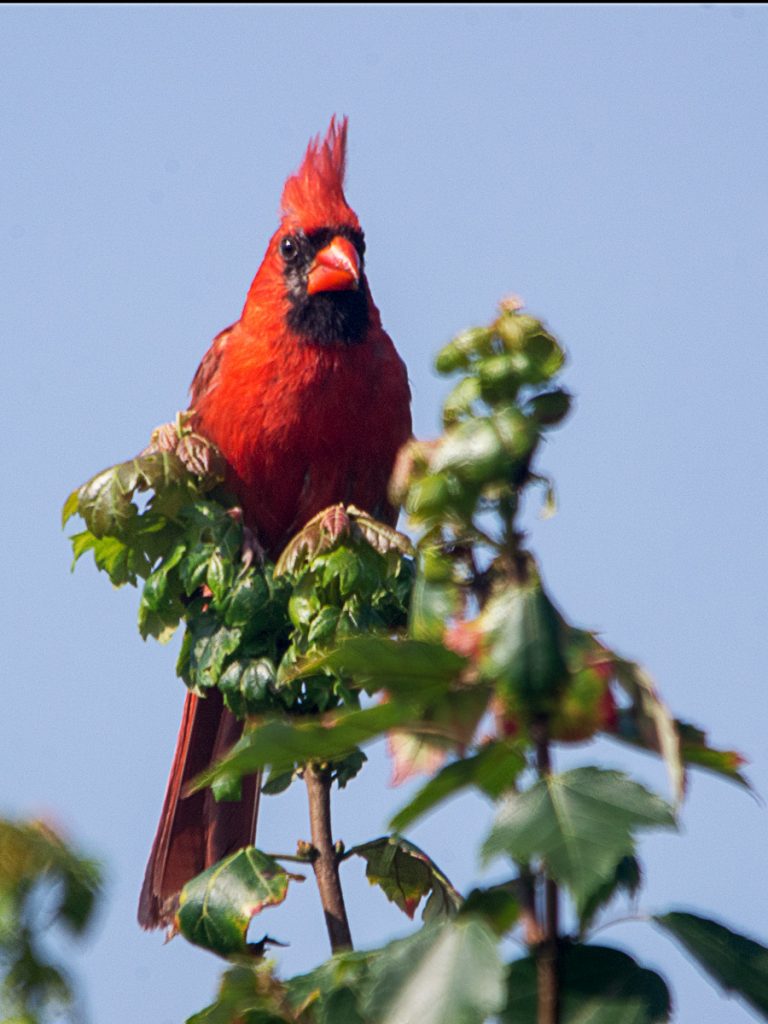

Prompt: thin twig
xmin=589 ymin=912 xmax=650 ymax=938
xmin=532 ymin=718 xmax=560 ymax=1024
xmin=265 ymin=852 xmax=314 ymax=864
xmin=305 ymin=764 xmax=353 ymax=953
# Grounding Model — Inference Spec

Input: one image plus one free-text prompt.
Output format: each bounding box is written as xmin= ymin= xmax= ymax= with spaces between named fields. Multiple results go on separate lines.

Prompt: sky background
xmin=2 ymin=4 xmax=767 ymax=1022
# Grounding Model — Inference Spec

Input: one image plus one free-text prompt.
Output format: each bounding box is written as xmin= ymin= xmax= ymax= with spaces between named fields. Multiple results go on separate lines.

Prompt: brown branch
xmin=532 ymin=718 xmax=560 ymax=1024
xmin=305 ymin=764 xmax=353 ymax=953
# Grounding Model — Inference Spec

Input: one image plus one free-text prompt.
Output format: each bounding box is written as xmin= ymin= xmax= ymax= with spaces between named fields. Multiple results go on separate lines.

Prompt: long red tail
xmin=138 ymin=688 xmax=260 ymax=930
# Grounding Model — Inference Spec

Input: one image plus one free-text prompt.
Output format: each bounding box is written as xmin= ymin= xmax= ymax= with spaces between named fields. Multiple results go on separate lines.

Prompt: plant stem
xmin=305 ymin=764 xmax=353 ymax=953
xmin=532 ymin=719 xmax=560 ymax=1024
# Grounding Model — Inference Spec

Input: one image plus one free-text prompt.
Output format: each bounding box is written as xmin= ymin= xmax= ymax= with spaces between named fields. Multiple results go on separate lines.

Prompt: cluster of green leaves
xmin=65 ymin=307 xmax=766 ymax=1023
xmin=65 ymin=427 xmax=414 ymax=795
xmin=0 ymin=819 xmax=101 ymax=1024
xmin=190 ymin=910 xmax=768 ymax=1024
xmin=179 ymin=306 xmax=763 ymax=1023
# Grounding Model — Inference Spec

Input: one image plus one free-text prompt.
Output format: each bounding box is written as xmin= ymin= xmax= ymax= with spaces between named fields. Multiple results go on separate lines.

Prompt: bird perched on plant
xmin=138 ymin=117 xmax=412 ymax=930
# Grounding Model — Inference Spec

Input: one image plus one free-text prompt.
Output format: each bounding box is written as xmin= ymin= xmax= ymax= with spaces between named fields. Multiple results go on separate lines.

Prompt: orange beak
xmin=306 ymin=236 xmax=360 ymax=295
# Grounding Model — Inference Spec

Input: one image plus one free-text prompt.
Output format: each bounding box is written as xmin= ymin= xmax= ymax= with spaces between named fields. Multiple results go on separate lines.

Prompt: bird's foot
xmin=226 ymin=507 xmax=265 ymax=569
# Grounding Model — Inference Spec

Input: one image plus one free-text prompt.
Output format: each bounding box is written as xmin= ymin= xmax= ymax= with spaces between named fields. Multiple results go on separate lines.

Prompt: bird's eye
xmin=280 ymin=235 xmax=299 ymax=262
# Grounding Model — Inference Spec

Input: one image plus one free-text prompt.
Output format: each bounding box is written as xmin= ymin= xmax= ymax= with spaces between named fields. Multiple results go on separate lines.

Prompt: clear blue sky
xmin=2 ymin=5 xmax=767 ymax=1022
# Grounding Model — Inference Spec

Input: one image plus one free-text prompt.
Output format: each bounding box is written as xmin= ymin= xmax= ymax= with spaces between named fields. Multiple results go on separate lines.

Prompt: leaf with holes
xmin=346 ymin=835 xmax=461 ymax=922
xmin=177 ymin=848 xmax=297 ymax=957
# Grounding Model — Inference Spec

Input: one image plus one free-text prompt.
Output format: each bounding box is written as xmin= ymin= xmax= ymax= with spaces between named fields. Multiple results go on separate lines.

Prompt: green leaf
xmin=390 ymin=742 xmax=526 ymax=831
xmin=345 ymin=836 xmax=461 ymax=921
xmin=410 ymin=548 xmax=460 ymax=643
xmin=654 ymin=911 xmax=768 ymax=1017
xmin=431 ymin=418 xmax=514 ymax=486
xmin=0 ymin=819 xmax=101 ymax=1024
xmin=61 ymin=489 xmax=79 ymax=527
xmin=497 ymin=323 xmax=565 ymax=384
xmin=223 ymin=573 xmax=272 ymax=628
xmin=287 ymin=950 xmax=375 ymax=1024
xmin=578 ymin=855 xmax=642 ymax=933
xmin=189 ymin=963 xmax=297 ymax=1024
xmin=76 ymin=451 xmax=191 ymax=538
xmin=479 ymin=578 xmax=569 ymax=714
xmin=186 ymin=618 xmax=243 ymax=689
xmin=482 ymin=768 xmax=675 ymax=914
xmin=177 ymin=848 xmax=293 ymax=957
xmin=675 ymin=721 xmax=751 ymax=790
xmin=192 ymin=701 xmax=423 ymax=790
xmin=293 ymin=637 xmax=466 ymax=697
xmin=260 ymin=768 xmax=295 ymax=796
xmin=365 ymin=918 xmax=505 ymax=1024
xmin=460 ymin=882 xmax=520 ymax=936
xmin=525 ymin=388 xmax=573 ymax=426
xmin=219 ymin=659 xmax=276 ymax=718
xmin=73 ymin=531 xmax=141 ymax=586
xmin=406 ymin=472 xmax=455 ymax=520
xmin=308 ymin=606 xmax=342 ymax=646
xmin=442 ymin=375 xmax=481 ymax=425
xmin=435 ymin=327 xmax=494 ymax=374
xmin=502 ymin=943 xmax=672 ymax=1023
xmin=477 ymin=354 xmax=523 ymax=402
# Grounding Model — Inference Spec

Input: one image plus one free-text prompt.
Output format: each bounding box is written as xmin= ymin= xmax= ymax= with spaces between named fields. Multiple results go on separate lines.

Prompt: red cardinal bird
xmin=138 ymin=118 xmax=412 ymax=930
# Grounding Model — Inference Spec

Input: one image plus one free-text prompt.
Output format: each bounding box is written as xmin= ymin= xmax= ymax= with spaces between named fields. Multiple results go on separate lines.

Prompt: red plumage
xmin=139 ymin=118 xmax=412 ymax=930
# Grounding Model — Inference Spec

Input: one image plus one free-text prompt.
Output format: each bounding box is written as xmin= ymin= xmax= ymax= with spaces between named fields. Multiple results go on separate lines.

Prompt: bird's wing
xmin=189 ymin=323 xmax=236 ymax=407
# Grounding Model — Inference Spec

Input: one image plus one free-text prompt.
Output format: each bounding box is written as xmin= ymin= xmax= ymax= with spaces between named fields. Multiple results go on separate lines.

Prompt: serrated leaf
xmin=177 ymin=848 xmax=293 ymax=957
xmin=502 ymin=943 xmax=672 ymax=1023
xmin=76 ymin=451 xmax=190 ymax=538
xmin=390 ymin=742 xmax=526 ymax=832
xmin=187 ymin=619 xmax=242 ymax=689
xmin=654 ymin=911 xmax=768 ymax=1017
xmin=364 ymin=918 xmax=505 ymax=1024
xmin=482 ymin=768 xmax=676 ymax=914
xmin=346 ymin=836 xmax=461 ymax=921
xmin=275 ymin=505 xmax=411 ymax=577
xmin=348 ymin=508 xmax=414 ymax=558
